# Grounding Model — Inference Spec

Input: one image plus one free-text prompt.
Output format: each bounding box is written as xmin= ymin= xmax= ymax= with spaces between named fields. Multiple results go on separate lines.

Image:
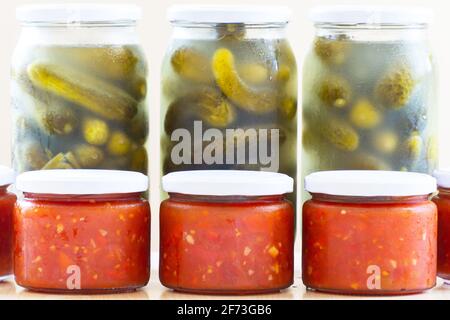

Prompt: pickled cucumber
xmin=212 ymin=48 xmax=278 ymax=114
xmin=217 ymin=23 xmax=246 ymax=40
xmin=161 ymin=31 xmax=297 ymax=204
xmin=322 ymin=118 xmax=359 ymax=151
xmin=57 ymin=47 xmax=138 ymax=80
xmin=317 ymin=75 xmax=351 ymax=108
xmin=302 ymin=36 xmax=436 ymax=184
xmin=43 ymin=152 xmax=80 ymax=169
xmin=82 ymin=118 xmax=110 ymax=146
xmin=28 ymin=62 xmax=138 ymax=121
xmin=171 ymin=47 xmax=214 ymax=84
xmin=372 ymin=130 xmax=398 ymax=154
xmin=73 ymin=144 xmax=104 ymax=168
xmin=347 ymin=153 xmax=391 ymax=171
xmin=126 ymin=76 xmax=147 ymax=101
xmin=12 ymin=45 xmax=149 ymax=174
xmin=314 ymin=37 xmax=348 ymax=66
xmin=130 ymin=146 xmax=148 ymax=174
xmin=427 ymin=136 xmax=438 ymax=164
xmin=33 ymin=101 xmax=78 ymax=136
xmin=164 ymin=88 xmax=235 ymax=134
xmin=128 ymin=106 xmax=149 ymax=144
xmin=238 ymin=63 xmax=270 ymax=85
xmin=404 ymin=132 xmax=423 ymax=160
xmin=276 ymin=64 xmax=291 ymax=82
xmin=18 ymin=142 xmax=50 ymax=171
xmin=350 ymin=99 xmax=381 ymax=129
xmin=280 ymin=97 xmax=297 ymax=120
xmin=107 ymin=131 xmax=132 ymax=156
xmin=376 ymin=65 xmax=415 ymax=109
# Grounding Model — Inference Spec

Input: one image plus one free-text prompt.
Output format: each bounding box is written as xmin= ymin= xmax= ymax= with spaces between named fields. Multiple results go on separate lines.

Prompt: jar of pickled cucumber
xmin=11 ymin=4 xmax=148 ymax=174
xmin=302 ymin=6 xmax=437 ymax=197
xmin=161 ymin=5 xmax=298 ymax=204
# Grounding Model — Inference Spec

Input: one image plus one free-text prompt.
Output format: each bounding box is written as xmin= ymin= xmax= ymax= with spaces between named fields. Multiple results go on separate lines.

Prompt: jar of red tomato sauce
xmin=303 ymin=171 xmax=437 ymax=295
xmin=432 ymin=169 xmax=450 ymax=282
xmin=160 ymin=170 xmax=294 ymax=295
xmin=0 ymin=166 xmax=16 ymax=281
xmin=14 ymin=170 xmax=150 ymax=293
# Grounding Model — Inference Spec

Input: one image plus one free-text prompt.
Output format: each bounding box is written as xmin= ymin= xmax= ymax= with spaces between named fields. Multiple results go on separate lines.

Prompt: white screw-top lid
xmin=162 ymin=170 xmax=293 ymax=196
xmin=16 ymin=4 xmax=142 ymax=23
xmin=433 ymin=169 xmax=450 ymax=188
xmin=0 ymin=166 xmax=15 ymax=187
xmin=167 ymin=5 xmax=291 ymax=24
xmin=16 ymin=170 xmax=148 ymax=195
xmin=309 ymin=5 xmax=433 ymax=26
xmin=305 ymin=171 xmax=436 ymax=197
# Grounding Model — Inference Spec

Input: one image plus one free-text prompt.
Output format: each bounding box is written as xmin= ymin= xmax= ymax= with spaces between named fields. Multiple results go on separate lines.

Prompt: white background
xmin=1 ymin=0 xmax=448 ymax=252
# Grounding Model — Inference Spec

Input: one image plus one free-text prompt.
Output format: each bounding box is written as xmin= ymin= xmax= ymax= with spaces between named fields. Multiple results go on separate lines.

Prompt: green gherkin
xmin=27 ymin=62 xmax=138 ymax=121
xmin=107 ymin=131 xmax=132 ymax=156
xmin=171 ymin=47 xmax=214 ymax=84
xmin=317 ymin=75 xmax=352 ymax=108
xmin=322 ymin=118 xmax=359 ymax=152
xmin=55 ymin=46 xmax=138 ymax=81
xmin=164 ymin=88 xmax=236 ymax=135
xmin=43 ymin=152 xmax=81 ymax=170
xmin=314 ymin=37 xmax=348 ymax=66
xmin=82 ymin=118 xmax=110 ymax=146
xmin=212 ymin=48 xmax=278 ymax=114
xmin=73 ymin=144 xmax=105 ymax=168
xmin=36 ymin=102 xmax=78 ymax=136
xmin=376 ymin=65 xmax=415 ymax=109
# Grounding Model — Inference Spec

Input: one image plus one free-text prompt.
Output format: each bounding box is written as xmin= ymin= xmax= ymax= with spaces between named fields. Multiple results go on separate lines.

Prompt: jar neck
xmin=168 ymin=192 xmax=286 ymax=203
xmin=310 ymin=193 xmax=430 ymax=204
xmin=0 ymin=186 xmax=8 ymax=196
xmin=314 ymin=24 xmax=428 ymax=42
xmin=438 ymin=187 xmax=450 ymax=199
xmin=17 ymin=23 xmax=140 ymax=46
xmin=23 ymin=192 xmax=143 ymax=203
xmin=171 ymin=22 xmax=287 ymax=40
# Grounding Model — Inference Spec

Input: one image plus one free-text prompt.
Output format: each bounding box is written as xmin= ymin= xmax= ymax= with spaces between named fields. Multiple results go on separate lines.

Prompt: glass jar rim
xmin=309 ymin=193 xmax=431 ymax=204
xmin=309 ymin=5 xmax=433 ymax=27
xmin=167 ymin=5 xmax=291 ymax=25
xmin=16 ymin=4 xmax=142 ymax=24
xmin=168 ymin=193 xmax=287 ymax=203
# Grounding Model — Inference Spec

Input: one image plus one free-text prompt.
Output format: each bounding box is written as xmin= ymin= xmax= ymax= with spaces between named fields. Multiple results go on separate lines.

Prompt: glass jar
xmin=302 ymin=6 xmax=437 ymax=198
xmin=12 ymin=4 xmax=148 ymax=174
xmin=303 ymin=171 xmax=437 ymax=295
xmin=160 ymin=170 xmax=294 ymax=294
xmin=14 ymin=170 xmax=150 ymax=293
xmin=161 ymin=5 xmax=298 ymax=204
xmin=432 ymin=170 xmax=450 ymax=282
xmin=0 ymin=167 xmax=16 ymax=281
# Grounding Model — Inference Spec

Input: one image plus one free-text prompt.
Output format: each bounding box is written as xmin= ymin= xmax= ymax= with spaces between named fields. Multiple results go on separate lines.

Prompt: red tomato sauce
xmin=160 ymin=194 xmax=294 ymax=294
xmin=302 ymin=195 xmax=437 ymax=295
xmin=14 ymin=193 xmax=150 ymax=293
xmin=433 ymin=188 xmax=450 ymax=280
xmin=0 ymin=186 xmax=16 ymax=279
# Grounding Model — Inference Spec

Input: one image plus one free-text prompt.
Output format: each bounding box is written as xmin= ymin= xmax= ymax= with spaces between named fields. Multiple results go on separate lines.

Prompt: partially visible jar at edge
xmin=11 ymin=4 xmax=148 ymax=174
xmin=432 ymin=170 xmax=450 ymax=282
xmin=302 ymin=7 xmax=438 ymax=200
xmin=161 ymin=6 xmax=298 ymax=204
xmin=0 ymin=167 xmax=16 ymax=281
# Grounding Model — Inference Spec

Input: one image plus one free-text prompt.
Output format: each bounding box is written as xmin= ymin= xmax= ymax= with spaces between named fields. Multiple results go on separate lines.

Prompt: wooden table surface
xmin=1 ymin=270 xmax=450 ymax=300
